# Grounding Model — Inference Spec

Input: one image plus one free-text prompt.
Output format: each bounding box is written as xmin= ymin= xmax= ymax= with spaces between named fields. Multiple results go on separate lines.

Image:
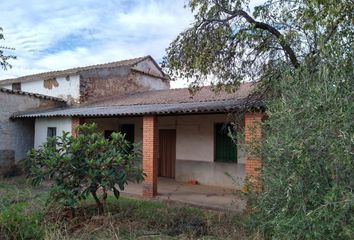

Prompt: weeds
xmin=0 ymin=178 xmax=249 ymax=239
xmin=0 ymin=203 xmax=44 ymax=240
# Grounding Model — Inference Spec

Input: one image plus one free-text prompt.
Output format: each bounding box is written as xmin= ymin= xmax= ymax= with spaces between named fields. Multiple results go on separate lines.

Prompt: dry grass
xmin=0 ymin=177 xmax=251 ymax=239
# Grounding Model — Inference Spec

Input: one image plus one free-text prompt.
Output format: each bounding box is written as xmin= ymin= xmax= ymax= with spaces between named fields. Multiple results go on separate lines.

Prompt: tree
xmin=0 ymin=27 xmax=16 ymax=70
xmin=249 ymin=53 xmax=354 ymax=239
xmin=163 ymin=0 xmax=353 ymax=91
xmin=164 ymin=0 xmax=354 ymax=238
xmin=25 ymin=123 xmax=144 ymax=215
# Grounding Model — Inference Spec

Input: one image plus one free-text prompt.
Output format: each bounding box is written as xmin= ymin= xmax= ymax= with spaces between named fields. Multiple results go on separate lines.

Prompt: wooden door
xmin=158 ymin=130 xmax=176 ymax=178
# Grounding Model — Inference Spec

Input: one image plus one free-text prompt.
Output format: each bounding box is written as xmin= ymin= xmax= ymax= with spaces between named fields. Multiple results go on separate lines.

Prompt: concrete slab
xmin=122 ymin=178 xmax=247 ymax=212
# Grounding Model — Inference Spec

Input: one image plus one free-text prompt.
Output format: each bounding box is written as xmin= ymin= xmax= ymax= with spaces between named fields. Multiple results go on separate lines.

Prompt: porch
xmin=121 ymin=177 xmax=247 ymax=212
xmin=18 ymin=84 xmax=264 ymax=200
xmin=79 ymin=112 xmax=262 ymax=198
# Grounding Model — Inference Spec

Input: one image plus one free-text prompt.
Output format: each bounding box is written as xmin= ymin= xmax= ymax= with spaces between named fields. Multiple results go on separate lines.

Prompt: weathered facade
xmin=79 ymin=57 xmax=169 ymax=103
xmin=12 ymin=82 xmax=263 ymax=192
xmin=0 ymin=56 xmax=169 ymax=104
xmin=0 ymin=88 xmax=64 ymax=170
xmin=0 ymin=56 xmax=263 ymax=196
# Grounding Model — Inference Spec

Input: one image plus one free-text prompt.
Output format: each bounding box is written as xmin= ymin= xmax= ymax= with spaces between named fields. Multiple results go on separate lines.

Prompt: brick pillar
xmin=142 ymin=115 xmax=158 ymax=197
xmin=245 ymin=112 xmax=263 ymax=190
xmin=71 ymin=117 xmax=82 ymax=138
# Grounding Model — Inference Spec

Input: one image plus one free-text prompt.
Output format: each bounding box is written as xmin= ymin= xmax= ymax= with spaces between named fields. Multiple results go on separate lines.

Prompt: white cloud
xmin=0 ymin=0 xmax=265 ymax=88
xmin=0 ymin=0 xmax=193 ymax=86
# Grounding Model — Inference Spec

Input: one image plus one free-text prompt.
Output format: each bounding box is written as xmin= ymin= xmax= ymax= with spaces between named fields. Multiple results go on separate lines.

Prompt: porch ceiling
xmin=11 ymin=98 xmax=263 ymax=119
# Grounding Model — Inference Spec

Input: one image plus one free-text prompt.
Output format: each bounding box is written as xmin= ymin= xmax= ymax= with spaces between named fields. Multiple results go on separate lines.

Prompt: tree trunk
xmin=91 ymin=190 xmax=104 ymax=214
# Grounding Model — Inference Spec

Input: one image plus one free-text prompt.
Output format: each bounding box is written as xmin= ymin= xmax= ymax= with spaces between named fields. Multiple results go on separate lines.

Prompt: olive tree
xmin=0 ymin=27 xmax=15 ymax=70
xmin=163 ymin=0 xmax=353 ymax=91
xmin=164 ymin=0 xmax=353 ymax=238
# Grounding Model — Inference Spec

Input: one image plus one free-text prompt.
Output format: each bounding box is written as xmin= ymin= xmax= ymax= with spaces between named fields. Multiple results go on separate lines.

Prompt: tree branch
xmin=214 ymin=2 xmax=300 ymax=68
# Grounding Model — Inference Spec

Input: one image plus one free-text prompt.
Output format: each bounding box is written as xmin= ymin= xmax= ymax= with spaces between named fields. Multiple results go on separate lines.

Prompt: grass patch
xmin=0 ymin=177 xmax=250 ymax=239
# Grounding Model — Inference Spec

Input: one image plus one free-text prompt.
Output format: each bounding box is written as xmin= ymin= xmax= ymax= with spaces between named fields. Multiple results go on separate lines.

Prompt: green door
xmin=214 ymin=123 xmax=237 ymax=162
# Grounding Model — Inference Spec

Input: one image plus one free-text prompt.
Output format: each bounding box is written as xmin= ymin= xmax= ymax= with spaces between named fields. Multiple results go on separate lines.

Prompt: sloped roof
xmin=87 ymin=82 xmax=254 ymax=107
xmin=0 ymin=56 xmax=163 ymax=85
xmin=0 ymin=87 xmax=66 ymax=102
xmin=12 ymin=82 xmax=263 ymax=119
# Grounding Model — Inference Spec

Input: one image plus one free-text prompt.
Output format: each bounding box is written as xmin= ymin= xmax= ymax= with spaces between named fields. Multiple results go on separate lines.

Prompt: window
xmin=214 ymin=123 xmax=237 ymax=162
xmin=12 ymin=82 xmax=21 ymax=91
xmin=104 ymin=130 xmax=115 ymax=140
xmin=121 ymin=124 xmax=135 ymax=143
xmin=47 ymin=127 xmax=57 ymax=138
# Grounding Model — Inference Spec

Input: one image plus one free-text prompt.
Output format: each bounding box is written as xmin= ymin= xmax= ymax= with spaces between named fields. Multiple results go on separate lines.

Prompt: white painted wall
xmin=134 ymin=58 xmax=164 ymax=77
xmin=85 ymin=114 xmax=246 ymax=188
xmin=159 ymin=114 xmax=245 ymax=164
xmin=3 ymin=75 xmax=80 ymax=102
xmin=132 ymin=58 xmax=170 ymax=90
xmin=34 ymin=118 xmax=72 ymax=149
xmin=84 ymin=114 xmax=244 ymax=163
xmin=158 ymin=114 xmax=246 ymax=188
xmin=84 ymin=117 xmax=143 ymax=149
xmin=135 ymin=74 xmax=170 ymax=90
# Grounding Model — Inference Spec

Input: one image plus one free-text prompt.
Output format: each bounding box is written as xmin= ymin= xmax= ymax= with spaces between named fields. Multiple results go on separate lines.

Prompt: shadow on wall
xmin=0 ymin=150 xmax=23 ymax=178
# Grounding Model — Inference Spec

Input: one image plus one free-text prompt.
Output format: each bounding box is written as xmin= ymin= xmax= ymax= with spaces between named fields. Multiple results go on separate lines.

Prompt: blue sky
xmin=0 ymin=0 xmax=194 ymax=87
xmin=0 ymin=0 xmax=264 ymax=88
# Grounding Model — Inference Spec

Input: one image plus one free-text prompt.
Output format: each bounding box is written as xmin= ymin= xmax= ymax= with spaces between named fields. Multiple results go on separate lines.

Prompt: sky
xmin=0 ymin=0 xmax=264 ymax=88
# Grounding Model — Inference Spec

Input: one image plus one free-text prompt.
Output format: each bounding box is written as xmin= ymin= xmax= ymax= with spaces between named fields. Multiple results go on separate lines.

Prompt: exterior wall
xmin=133 ymin=58 xmax=165 ymax=78
xmin=34 ymin=118 xmax=72 ymax=149
xmin=244 ymin=112 xmax=263 ymax=190
xmin=159 ymin=114 xmax=245 ymax=189
xmin=2 ymin=75 xmax=80 ymax=103
xmin=79 ymin=59 xmax=169 ymax=103
xmin=130 ymin=71 xmax=170 ymax=90
xmin=0 ymin=92 xmax=63 ymax=167
xmin=1 ymin=58 xmax=168 ymax=104
xmin=84 ymin=117 xmax=143 ymax=149
xmin=87 ymin=114 xmax=245 ymax=189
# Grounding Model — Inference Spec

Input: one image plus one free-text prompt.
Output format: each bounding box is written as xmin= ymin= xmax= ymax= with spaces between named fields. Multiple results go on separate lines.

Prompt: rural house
xmin=0 ymin=56 xmax=263 ymax=197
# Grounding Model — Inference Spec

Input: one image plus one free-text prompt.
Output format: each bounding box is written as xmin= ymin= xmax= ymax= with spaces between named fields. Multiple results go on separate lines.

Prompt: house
xmin=0 ymin=56 xmax=169 ymax=104
xmin=0 ymin=56 xmax=263 ymax=197
xmin=0 ymin=88 xmax=65 ymax=170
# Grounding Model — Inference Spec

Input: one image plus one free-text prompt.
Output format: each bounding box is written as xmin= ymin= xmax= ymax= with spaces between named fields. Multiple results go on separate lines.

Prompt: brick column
xmin=142 ymin=115 xmax=158 ymax=197
xmin=71 ymin=117 xmax=82 ymax=138
xmin=245 ymin=112 xmax=263 ymax=190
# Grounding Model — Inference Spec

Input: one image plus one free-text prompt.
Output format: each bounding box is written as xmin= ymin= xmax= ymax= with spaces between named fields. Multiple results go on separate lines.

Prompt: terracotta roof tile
xmin=12 ymin=82 xmax=262 ymax=118
xmin=0 ymin=56 xmax=151 ymax=85
xmin=88 ymin=82 xmax=255 ymax=106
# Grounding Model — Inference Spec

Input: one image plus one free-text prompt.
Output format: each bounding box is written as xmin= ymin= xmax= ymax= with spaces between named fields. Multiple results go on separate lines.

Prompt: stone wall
xmin=79 ymin=59 xmax=169 ymax=103
xmin=0 ymin=91 xmax=64 ymax=169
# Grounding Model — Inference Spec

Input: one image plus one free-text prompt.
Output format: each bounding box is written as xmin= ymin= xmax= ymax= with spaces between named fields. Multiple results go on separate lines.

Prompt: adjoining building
xmin=0 ymin=56 xmax=263 ymax=196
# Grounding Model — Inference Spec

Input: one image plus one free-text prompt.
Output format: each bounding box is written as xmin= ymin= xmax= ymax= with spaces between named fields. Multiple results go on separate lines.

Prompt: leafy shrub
xmin=25 ymin=123 xmax=144 ymax=215
xmin=250 ymin=56 xmax=354 ymax=239
xmin=0 ymin=203 xmax=43 ymax=240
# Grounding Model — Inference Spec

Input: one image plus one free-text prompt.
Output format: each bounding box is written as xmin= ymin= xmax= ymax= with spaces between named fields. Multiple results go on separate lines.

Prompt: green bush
xmin=0 ymin=203 xmax=43 ymax=240
xmin=25 ymin=123 xmax=144 ymax=215
xmin=250 ymin=55 xmax=354 ymax=239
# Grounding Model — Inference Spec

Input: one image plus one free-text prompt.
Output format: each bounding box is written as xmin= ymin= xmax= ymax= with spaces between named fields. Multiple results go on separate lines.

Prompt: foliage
xmin=0 ymin=178 xmax=249 ymax=239
xmin=25 ymin=123 xmax=144 ymax=214
xmin=249 ymin=52 xmax=354 ymax=239
xmin=163 ymin=0 xmax=353 ymax=91
xmin=165 ymin=0 xmax=354 ymax=239
xmin=0 ymin=27 xmax=16 ymax=70
xmin=0 ymin=203 xmax=44 ymax=240
xmin=48 ymin=196 xmax=247 ymax=239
